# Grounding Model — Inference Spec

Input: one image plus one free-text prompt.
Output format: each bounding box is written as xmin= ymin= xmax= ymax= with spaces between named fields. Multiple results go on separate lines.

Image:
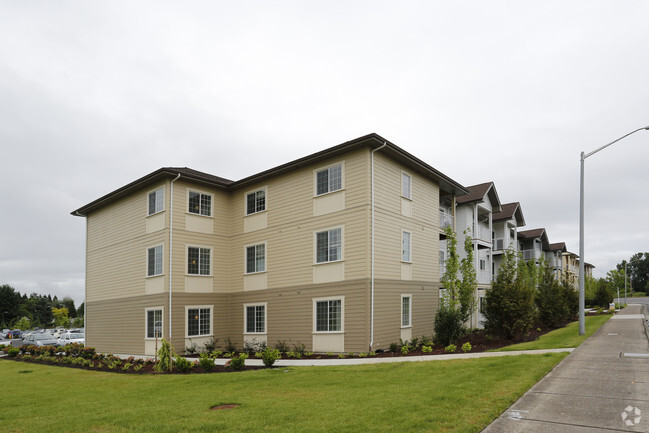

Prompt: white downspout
xmin=370 ymin=142 xmax=386 ymax=351
xmin=169 ymin=173 xmax=181 ymax=340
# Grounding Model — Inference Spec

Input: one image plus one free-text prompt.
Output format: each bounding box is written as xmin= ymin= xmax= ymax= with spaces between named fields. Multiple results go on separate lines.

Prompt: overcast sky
xmin=1 ymin=1 xmax=648 ymax=304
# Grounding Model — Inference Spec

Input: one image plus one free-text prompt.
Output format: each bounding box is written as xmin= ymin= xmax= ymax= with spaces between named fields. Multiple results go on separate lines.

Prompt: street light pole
xmin=578 ymin=126 xmax=649 ymax=335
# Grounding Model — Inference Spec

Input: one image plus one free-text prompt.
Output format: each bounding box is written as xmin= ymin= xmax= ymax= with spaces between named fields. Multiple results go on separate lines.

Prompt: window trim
xmin=145 ymin=306 xmax=164 ymax=340
xmin=186 ymin=245 xmax=212 ymax=276
xmin=185 ymin=305 xmax=213 ymax=338
xmin=401 ymin=171 xmax=412 ymax=200
xmin=243 ymin=302 xmax=267 ymax=334
xmin=147 ymin=186 xmax=165 ymax=216
xmin=312 ymin=296 xmax=345 ymax=333
xmin=244 ymin=186 xmax=268 ymax=216
xmin=401 ymin=294 xmax=412 ymax=328
xmin=402 ymin=230 xmax=412 ymax=263
xmin=314 ymin=226 xmax=344 ymax=264
xmin=146 ymin=244 xmax=164 ymax=277
xmin=186 ymin=188 xmax=213 ymax=217
xmin=244 ymin=241 xmax=267 ymax=274
xmin=313 ymin=161 xmax=345 ymax=197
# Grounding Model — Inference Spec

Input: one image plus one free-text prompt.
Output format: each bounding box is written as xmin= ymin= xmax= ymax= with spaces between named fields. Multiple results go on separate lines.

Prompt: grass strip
xmin=0 ymin=353 xmax=566 ymax=433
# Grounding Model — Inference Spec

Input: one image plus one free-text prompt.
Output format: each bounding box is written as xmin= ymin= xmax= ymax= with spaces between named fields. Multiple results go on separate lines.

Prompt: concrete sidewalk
xmin=482 ymin=304 xmax=649 ymax=432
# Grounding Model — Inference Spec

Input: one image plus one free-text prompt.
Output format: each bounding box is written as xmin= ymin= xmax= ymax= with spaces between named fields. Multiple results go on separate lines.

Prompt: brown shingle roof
xmin=455 ymin=182 xmax=493 ymax=204
xmin=549 ymin=242 xmax=567 ymax=252
xmin=518 ymin=228 xmax=545 ymax=239
xmin=492 ymin=202 xmax=525 ymax=226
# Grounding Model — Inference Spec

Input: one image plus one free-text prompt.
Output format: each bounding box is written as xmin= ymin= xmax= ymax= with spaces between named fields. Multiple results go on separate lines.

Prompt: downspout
xmin=370 ymin=142 xmax=387 ymax=351
xmin=169 ymin=173 xmax=181 ymax=340
xmin=74 ymin=211 xmax=87 ymax=336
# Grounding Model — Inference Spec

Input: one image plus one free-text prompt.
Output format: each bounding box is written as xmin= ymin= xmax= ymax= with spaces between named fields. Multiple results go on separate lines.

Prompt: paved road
xmin=617 ymin=296 xmax=649 ymax=306
xmin=482 ymin=304 xmax=649 ymax=432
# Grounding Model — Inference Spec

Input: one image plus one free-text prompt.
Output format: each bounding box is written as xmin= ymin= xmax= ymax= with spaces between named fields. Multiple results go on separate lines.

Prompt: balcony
xmin=493 ymin=237 xmax=505 ymax=251
xmin=473 ymin=224 xmax=491 ymax=243
xmin=478 ymin=269 xmax=491 ymax=284
xmin=439 ymin=211 xmax=453 ymax=229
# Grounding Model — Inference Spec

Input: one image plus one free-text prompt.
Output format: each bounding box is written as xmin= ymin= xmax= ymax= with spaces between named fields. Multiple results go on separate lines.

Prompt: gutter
xmin=169 ymin=173 xmax=181 ymax=340
xmin=370 ymin=142 xmax=387 ymax=351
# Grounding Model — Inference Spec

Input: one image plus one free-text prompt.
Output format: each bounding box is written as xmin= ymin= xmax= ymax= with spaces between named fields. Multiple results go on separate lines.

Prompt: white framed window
xmin=188 ymin=190 xmax=212 ymax=216
xmin=186 ymin=306 xmax=212 ymax=337
xmin=313 ymin=296 xmax=344 ymax=333
xmin=145 ymin=307 xmax=163 ymax=339
xmin=148 ymin=187 xmax=164 ymax=216
xmin=315 ymin=227 xmax=342 ymax=263
xmin=246 ymin=188 xmax=266 ymax=215
xmin=401 ymin=295 xmax=412 ymax=328
xmin=315 ymin=163 xmax=343 ymax=196
xmin=147 ymin=245 xmax=163 ymax=277
xmin=479 ymin=297 xmax=486 ymax=314
xmin=244 ymin=303 xmax=267 ymax=334
xmin=187 ymin=246 xmax=211 ymax=275
xmin=402 ymin=172 xmax=412 ymax=199
xmin=402 ymin=230 xmax=412 ymax=262
xmin=245 ymin=243 xmax=266 ymax=274
xmin=479 ymin=259 xmax=486 ymax=271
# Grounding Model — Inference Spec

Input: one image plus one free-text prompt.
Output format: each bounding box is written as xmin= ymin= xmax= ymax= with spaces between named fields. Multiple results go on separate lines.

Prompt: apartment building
xmin=547 ymin=242 xmax=567 ymax=278
xmin=562 ymin=251 xmax=580 ymax=286
xmin=491 ymin=202 xmax=525 ymax=277
xmin=517 ymin=228 xmax=550 ymax=264
xmin=72 ymin=134 xmax=467 ymax=355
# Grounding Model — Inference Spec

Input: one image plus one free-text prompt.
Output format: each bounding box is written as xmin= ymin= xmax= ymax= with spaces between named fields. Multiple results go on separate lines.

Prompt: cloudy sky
xmin=1 ymin=1 xmax=648 ymax=304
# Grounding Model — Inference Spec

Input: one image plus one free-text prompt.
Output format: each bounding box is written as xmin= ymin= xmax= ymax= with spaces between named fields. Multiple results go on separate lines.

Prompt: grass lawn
xmin=0 ymin=353 xmax=566 ymax=433
xmin=493 ymin=313 xmax=612 ymax=352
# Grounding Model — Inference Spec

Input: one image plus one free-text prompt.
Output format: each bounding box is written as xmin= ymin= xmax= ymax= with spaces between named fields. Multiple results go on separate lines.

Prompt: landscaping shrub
xmin=594 ymin=281 xmax=613 ymax=308
xmin=227 ymin=353 xmax=247 ymax=371
xmin=224 ymin=337 xmax=237 ymax=353
xmin=433 ymin=305 xmax=463 ymax=346
xmin=389 ymin=342 xmax=399 ymax=353
xmin=275 ymin=340 xmax=289 ymax=354
xmin=421 ymin=345 xmax=433 ymax=353
xmin=445 ymin=344 xmax=457 ymax=353
xmin=174 ymin=356 xmax=194 ymax=373
xmin=7 ymin=347 xmax=19 ymax=357
xmin=461 ymin=342 xmax=472 ymax=353
xmin=154 ymin=338 xmax=174 ymax=373
xmin=198 ymin=353 xmax=215 ymax=371
xmin=257 ymin=347 xmax=280 ymax=368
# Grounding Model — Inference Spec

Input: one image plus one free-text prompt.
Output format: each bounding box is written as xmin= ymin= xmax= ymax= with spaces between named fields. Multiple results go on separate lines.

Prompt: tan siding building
xmin=73 ymin=133 xmax=467 ymax=355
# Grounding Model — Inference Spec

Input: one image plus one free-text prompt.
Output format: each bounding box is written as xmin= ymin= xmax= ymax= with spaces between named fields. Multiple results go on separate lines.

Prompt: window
xmin=188 ymin=247 xmax=211 ymax=275
xmin=316 ymin=164 xmax=342 ymax=195
xmin=479 ymin=297 xmax=486 ymax=314
xmin=188 ymin=191 xmax=212 ymax=216
xmin=401 ymin=295 xmax=412 ymax=327
xmin=148 ymin=188 xmax=164 ymax=215
xmin=147 ymin=245 xmax=163 ymax=276
xmin=314 ymin=298 xmax=342 ymax=332
xmin=146 ymin=309 xmax=163 ymax=338
xmin=187 ymin=307 xmax=211 ymax=337
xmin=402 ymin=231 xmax=412 ymax=262
xmin=245 ymin=304 xmax=266 ymax=333
xmin=479 ymin=259 xmax=486 ymax=271
xmin=402 ymin=173 xmax=412 ymax=199
xmin=246 ymin=244 xmax=266 ymax=273
xmin=246 ymin=189 xmax=266 ymax=215
xmin=316 ymin=228 xmax=342 ymax=263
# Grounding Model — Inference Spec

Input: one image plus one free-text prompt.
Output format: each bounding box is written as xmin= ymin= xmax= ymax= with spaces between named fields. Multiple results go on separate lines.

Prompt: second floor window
xmin=246 ymin=244 xmax=266 ymax=273
xmin=147 ymin=245 xmax=163 ymax=276
xmin=316 ymin=228 xmax=342 ymax=263
xmin=316 ymin=164 xmax=342 ymax=195
xmin=148 ymin=188 xmax=164 ymax=215
xmin=188 ymin=191 xmax=211 ymax=216
xmin=188 ymin=247 xmax=211 ymax=275
xmin=246 ymin=189 xmax=266 ymax=215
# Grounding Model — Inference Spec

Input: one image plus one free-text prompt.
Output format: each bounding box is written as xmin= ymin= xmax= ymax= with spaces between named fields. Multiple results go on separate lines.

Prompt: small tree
xmin=458 ymin=229 xmax=478 ymax=325
xmin=14 ymin=316 xmax=31 ymax=330
xmin=535 ymin=263 xmax=565 ymax=328
xmin=440 ymin=226 xmax=460 ymax=307
xmin=560 ymin=272 xmax=578 ymax=318
xmin=52 ymin=307 xmax=71 ymax=328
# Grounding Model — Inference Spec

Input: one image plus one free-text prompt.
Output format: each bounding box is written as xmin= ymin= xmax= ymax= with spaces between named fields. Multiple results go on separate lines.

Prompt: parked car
xmin=9 ymin=329 xmax=22 ymax=339
xmin=22 ymin=333 xmax=59 ymax=347
xmin=57 ymin=331 xmax=85 ymax=346
xmin=0 ymin=336 xmax=11 ymax=347
xmin=2 ymin=329 xmax=9 ymax=338
xmin=52 ymin=328 xmax=66 ymax=339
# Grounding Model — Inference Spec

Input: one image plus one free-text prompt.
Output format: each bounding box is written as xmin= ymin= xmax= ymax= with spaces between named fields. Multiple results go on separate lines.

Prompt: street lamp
xmin=579 ymin=125 xmax=649 ymax=335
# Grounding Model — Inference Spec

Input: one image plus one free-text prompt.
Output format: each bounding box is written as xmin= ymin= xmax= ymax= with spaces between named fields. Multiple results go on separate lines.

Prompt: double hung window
xmin=401 ymin=295 xmax=411 ymax=327
xmin=148 ymin=188 xmax=164 ymax=215
xmin=146 ymin=309 xmax=163 ymax=338
xmin=188 ymin=191 xmax=212 ymax=216
xmin=402 ymin=173 xmax=412 ymax=199
xmin=246 ymin=244 xmax=266 ymax=273
xmin=147 ymin=245 xmax=163 ymax=276
xmin=246 ymin=189 xmax=266 ymax=215
xmin=316 ymin=228 xmax=342 ymax=263
xmin=316 ymin=164 xmax=342 ymax=195
xmin=245 ymin=305 xmax=266 ymax=334
xmin=402 ymin=231 xmax=412 ymax=262
xmin=187 ymin=307 xmax=211 ymax=337
xmin=315 ymin=299 xmax=342 ymax=332
xmin=188 ymin=247 xmax=211 ymax=275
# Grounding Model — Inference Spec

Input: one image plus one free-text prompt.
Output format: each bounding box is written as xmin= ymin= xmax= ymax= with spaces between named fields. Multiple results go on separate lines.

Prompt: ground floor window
xmin=187 ymin=307 xmax=211 ymax=337
xmin=314 ymin=298 xmax=343 ymax=332
xmin=401 ymin=295 xmax=412 ymax=327
xmin=146 ymin=308 xmax=163 ymax=338
xmin=245 ymin=304 xmax=266 ymax=333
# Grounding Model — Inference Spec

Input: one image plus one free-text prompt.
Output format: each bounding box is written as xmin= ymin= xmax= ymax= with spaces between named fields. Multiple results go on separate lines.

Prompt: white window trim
xmin=312 ymin=296 xmax=345 ymax=334
xmin=401 ymin=171 xmax=412 ymax=200
xmin=185 ymin=305 xmax=213 ymax=338
xmin=313 ymin=161 xmax=345 ymax=197
xmin=145 ymin=306 xmax=164 ymax=340
xmin=186 ymin=188 xmax=213 ymax=218
xmin=244 ymin=185 xmax=268 ymax=216
xmin=402 ymin=230 xmax=412 ymax=263
xmin=313 ymin=225 xmax=344 ymax=264
xmin=244 ymin=241 xmax=268 ymax=274
xmin=146 ymin=244 xmax=164 ymax=277
xmin=401 ymin=294 xmax=412 ymax=328
xmin=146 ymin=186 xmax=165 ymax=217
xmin=186 ymin=245 xmax=213 ymax=276
xmin=243 ymin=302 xmax=268 ymax=335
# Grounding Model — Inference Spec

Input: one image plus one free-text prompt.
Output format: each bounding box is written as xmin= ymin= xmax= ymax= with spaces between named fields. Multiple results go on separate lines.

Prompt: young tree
xmin=440 ymin=226 xmax=460 ymax=307
xmin=458 ymin=229 xmax=478 ymax=325
xmin=61 ymin=297 xmax=77 ymax=318
xmin=52 ymin=307 xmax=71 ymax=328
xmin=0 ymin=285 xmax=21 ymax=327
xmin=535 ymin=263 xmax=565 ymax=328
xmin=560 ymin=272 xmax=578 ymax=318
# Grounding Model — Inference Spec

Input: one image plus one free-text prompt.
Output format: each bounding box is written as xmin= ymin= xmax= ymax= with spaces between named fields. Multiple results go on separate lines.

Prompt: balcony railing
xmin=478 ymin=269 xmax=491 ymax=284
xmin=439 ymin=211 xmax=453 ymax=229
xmin=439 ymin=263 xmax=446 ymax=275
xmin=521 ymin=249 xmax=541 ymax=261
xmin=473 ymin=224 xmax=491 ymax=243
xmin=493 ymin=237 xmax=504 ymax=251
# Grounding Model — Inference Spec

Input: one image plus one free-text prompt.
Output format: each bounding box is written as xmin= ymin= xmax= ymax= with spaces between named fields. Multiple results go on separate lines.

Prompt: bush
xmin=389 ymin=342 xmax=399 ymax=353
xmin=203 ymin=337 xmax=219 ymax=354
xmin=433 ymin=305 xmax=463 ymax=346
xmin=535 ymin=265 xmax=566 ymax=328
xmin=445 ymin=344 xmax=457 ymax=353
xmin=174 ymin=356 xmax=194 ymax=373
xmin=7 ymin=347 xmax=19 ymax=357
xmin=594 ymin=282 xmax=613 ymax=308
xmin=224 ymin=337 xmax=237 ymax=353
xmin=154 ymin=338 xmax=174 ymax=373
xmin=258 ymin=347 xmax=280 ymax=368
xmin=421 ymin=345 xmax=433 ymax=353
xmin=461 ymin=342 xmax=472 ymax=353
xmin=400 ymin=345 xmax=411 ymax=355
xmin=227 ymin=353 xmax=247 ymax=371
xmin=275 ymin=340 xmax=290 ymax=354
xmin=198 ymin=353 xmax=215 ymax=371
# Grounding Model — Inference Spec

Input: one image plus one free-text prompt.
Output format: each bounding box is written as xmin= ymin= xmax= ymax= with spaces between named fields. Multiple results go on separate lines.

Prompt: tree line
xmin=0 ymin=284 xmax=84 ymax=330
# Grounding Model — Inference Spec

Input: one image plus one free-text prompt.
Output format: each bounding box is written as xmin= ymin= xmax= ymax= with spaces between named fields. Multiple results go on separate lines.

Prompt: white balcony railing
xmin=478 ymin=269 xmax=491 ymax=284
xmin=521 ymin=249 xmax=539 ymax=261
xmin=439 ymin=211 xmax=453 ymax=229
xmin=473 ymin=224 xmax=491 ymax=243
xmin=493 ymin=237 xmax=504 ymax=251
xmin=439 ymin=263 xmax=446 ymax=275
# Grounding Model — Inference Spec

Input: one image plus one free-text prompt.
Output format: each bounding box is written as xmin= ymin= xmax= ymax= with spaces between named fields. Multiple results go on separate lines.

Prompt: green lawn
xmin=0 ymin=353 xmax=566 ymax=433
xmin=493 ymin=313 xmax=612 ymax=352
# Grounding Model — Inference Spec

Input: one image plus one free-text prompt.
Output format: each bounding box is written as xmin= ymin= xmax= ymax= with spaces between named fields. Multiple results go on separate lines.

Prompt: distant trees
xmin=617 ymin=253 xmax=649 ymax=295
xmin=0 ymin=284 xmax=83 ymax=329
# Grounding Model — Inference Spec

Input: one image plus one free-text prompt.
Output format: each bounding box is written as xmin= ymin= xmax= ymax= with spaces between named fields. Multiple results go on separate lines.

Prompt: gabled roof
xmin=549 ymin=242 xmax=567 ymax=253
xmin=518 ymin=228 xmax=551 ymax=251
xmin=72 ymin=133 xmax=469 ymax=216
xmin=492 ymin=202 xmax=525 ymax=226
xmin=455 ymin=181 xmax=502 ymax=212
